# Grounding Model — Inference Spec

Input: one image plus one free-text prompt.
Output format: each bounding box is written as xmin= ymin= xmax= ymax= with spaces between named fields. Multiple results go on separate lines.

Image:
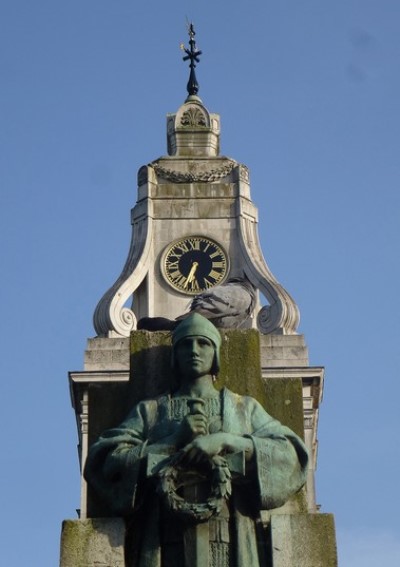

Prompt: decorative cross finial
xmin=181 ymin=22 xmax=202 ymax=98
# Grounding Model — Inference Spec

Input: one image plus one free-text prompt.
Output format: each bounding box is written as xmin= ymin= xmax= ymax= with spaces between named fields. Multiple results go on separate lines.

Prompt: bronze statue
xmin=84 ymin=313 xmax=308 ymax=566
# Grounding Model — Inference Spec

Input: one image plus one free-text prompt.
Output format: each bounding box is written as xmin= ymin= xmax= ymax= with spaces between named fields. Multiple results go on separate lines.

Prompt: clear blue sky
xmin=1 ymin=1 xmax=399 ymax=565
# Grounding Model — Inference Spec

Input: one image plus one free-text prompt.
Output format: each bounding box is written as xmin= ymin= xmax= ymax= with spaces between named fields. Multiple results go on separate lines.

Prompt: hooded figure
xmin=84 ymin=314 xmax=308 ymax=566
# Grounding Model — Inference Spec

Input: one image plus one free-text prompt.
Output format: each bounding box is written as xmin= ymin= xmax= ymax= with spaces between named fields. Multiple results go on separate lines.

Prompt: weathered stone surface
xmin=218 ymin=329 xmax=268 ymax=407
xmin=260 ymin=334 xmax=309 ymax=368
xmin=261 ymin=376 xmax=308 ymax=514
xmin=263 ymin=377 xmax=305 ymax=440
xmin=270 ymin=513 xmax=338 ymax=566
xmin=60 ymin=518 xmax=125 ymax=567
xmin=84 ymin=337 xmax=130 ymax=371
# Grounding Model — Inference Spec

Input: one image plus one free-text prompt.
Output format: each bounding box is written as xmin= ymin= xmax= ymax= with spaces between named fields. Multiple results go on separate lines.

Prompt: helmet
xmin=172 ymin=313 xmax=221 ymax=375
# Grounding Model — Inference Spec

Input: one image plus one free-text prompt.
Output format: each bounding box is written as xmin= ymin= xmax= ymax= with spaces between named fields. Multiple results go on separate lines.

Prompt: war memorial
xmin=60 ymin=25 xmax=338 ymax=567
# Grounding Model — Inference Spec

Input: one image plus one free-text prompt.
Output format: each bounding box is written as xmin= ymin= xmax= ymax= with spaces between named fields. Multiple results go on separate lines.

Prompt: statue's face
xmin=175 ymin=336 xmax=215 ymax=379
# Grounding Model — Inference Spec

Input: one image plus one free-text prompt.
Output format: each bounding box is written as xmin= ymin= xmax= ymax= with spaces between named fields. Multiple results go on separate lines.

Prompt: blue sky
xmin=1 ymin=1 xmax=400 ymax=565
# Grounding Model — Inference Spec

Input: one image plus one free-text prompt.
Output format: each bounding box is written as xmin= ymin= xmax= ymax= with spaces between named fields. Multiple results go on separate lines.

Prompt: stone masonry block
xmin=270 ymin=514 xmax=338 ymax=566
xmin=264 ymin=358 xmax=309 ymax=368
xmin=86 ymin=338 xmax=130 ymax=351
xmin=261 ymin=334 xmax=307 ymax=348
xmin=84 ymin=338 xmax=130 ymax=371
xmin=260 ymin=333 xmax=309 ymax=368
xmin=60 ymin=518 xmax=126 ymax=567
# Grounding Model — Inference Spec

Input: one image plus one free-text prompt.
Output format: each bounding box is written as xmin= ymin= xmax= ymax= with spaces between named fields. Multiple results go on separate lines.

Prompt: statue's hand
xmin=182 ymin=433 xmax=230 ymax=464
xmin=174 ymin=412 xmax=208 ymax=446
xmin=182 ymin=433 xmax=254 ymax=464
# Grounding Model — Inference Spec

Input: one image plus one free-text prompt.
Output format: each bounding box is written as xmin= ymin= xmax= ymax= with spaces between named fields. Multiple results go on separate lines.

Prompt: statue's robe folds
xmin=84 ymin=388 xmax=308 ymax=566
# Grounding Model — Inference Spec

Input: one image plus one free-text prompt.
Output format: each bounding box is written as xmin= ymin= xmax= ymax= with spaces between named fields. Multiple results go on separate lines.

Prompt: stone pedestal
xmin=270 ymin=514 xmax=338 ymax=566
xmin=60 ymin=518 xmax=125 ymax=566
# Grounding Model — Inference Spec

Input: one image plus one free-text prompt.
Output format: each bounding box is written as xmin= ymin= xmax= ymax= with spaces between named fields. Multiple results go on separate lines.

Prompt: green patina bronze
xmin=84 ymin=314 xmax=309 ymax=566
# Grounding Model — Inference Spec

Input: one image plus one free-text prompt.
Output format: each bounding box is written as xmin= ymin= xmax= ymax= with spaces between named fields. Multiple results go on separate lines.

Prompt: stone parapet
xmin=260 ymin=333 xmax=309 ymax=367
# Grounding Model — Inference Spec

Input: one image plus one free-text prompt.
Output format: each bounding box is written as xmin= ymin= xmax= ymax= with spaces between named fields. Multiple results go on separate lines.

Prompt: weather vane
xmin=180 ymin=22 xmax=202 ymax=98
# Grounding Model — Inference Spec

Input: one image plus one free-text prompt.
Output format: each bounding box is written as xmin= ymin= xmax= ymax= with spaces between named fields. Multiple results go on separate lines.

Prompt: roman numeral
xmin=175 ymin=242 xmax=189 ymax=254
xmin=167 ymin=260 xmax=179 ymax=270
xmin=169 ymin=270 xmax=182 ymax=280
xmin=188 ymin=279 xmax=200 ymax=291
xmin=171 ymin=274 xmax=187 ymax=287
xmin=209 ymin=270 xmax=221 ymax=281
xmin=188 ymin=239 xmax=201 ymax=251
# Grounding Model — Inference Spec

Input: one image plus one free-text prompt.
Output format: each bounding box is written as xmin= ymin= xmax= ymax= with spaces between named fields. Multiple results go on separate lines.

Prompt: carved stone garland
xmin=152 ymin=160 xmax=236 ymax=183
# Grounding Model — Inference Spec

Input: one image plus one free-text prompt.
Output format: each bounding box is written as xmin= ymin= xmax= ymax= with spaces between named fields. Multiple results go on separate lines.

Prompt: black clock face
xmin=162 ymin=236 xmax=229 ymax=294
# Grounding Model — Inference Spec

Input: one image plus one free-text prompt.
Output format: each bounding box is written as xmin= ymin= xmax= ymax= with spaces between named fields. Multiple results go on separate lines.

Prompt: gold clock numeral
xmin=188 ymin=278 xmax=200 ymax=292
xmin=175 ymin=242 xmax=189 ymax=254
xmin=188 ymin=239 xmax=201 ymax=251
xmin=171 ymin=274 xmax=187 ymax=287
xmin=167 ymin=260 xmax=179 ymax=271
xmin=208 ymin=269 xmax=221 ymax=281
xmin=169 ymin=269 xmax=181 ymax=280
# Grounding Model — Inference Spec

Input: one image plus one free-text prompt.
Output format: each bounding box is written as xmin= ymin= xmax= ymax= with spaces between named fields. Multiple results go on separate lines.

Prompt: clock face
xmin=162 ymin=236 xmax=229 ymax=295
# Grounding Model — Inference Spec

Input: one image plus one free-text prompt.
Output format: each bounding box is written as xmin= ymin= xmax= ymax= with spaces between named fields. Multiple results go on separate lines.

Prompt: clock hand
xmin=184 ymin=261 xmax=199 ymax=287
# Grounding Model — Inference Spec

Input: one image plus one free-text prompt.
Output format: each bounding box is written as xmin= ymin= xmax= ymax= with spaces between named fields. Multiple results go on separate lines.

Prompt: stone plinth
xmin=60 ymin=518 xmax=125 ymax=566
xmin=270 ymin=514 xmax=338 ymax=566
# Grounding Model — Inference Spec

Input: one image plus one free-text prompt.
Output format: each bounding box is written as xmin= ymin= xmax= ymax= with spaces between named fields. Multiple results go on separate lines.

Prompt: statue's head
xmin=172 ymin=313 xmax=221 ymax=376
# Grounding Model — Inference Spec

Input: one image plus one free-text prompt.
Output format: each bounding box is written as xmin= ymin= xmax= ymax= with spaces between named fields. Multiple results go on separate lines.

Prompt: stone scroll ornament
xmin=93 ymin=215 xmax=153 ymax=337
xmin=234 ymin=170 xmax=300 ymax=335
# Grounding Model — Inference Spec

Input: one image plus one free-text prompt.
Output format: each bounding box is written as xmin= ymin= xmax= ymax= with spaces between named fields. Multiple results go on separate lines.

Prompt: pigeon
xmin=176 ymin=277 xmax=256 ymax=329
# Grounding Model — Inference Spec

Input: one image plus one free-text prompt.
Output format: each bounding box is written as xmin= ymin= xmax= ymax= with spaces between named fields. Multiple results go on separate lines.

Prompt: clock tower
xmin=93 ymin=25 xmax=298 ymax=338
xmin=63 ymin=25 xmax=337 ymax=566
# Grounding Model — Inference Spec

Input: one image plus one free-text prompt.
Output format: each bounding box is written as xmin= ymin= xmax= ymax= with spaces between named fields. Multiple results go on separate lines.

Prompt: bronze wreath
xmin=156 ymin=451 xmax=232 ymax=522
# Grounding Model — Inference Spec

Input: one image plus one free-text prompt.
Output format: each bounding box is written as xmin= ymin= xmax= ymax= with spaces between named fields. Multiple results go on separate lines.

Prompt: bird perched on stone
xmin=176 ymin=277 xmax=256 ymax=329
